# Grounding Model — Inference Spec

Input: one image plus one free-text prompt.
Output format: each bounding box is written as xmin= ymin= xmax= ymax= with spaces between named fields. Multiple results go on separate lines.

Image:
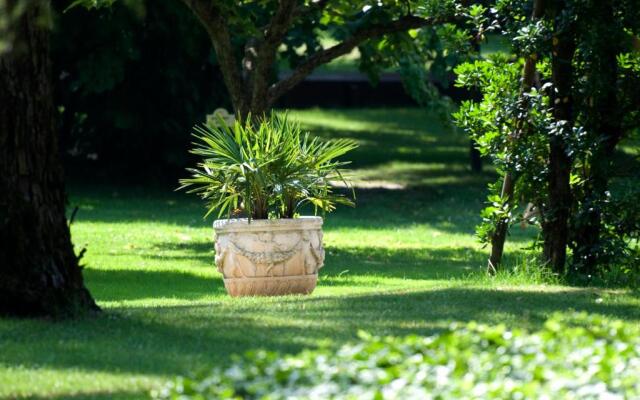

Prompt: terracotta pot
xmin=213 ymin=217 xmax=324 ymax=297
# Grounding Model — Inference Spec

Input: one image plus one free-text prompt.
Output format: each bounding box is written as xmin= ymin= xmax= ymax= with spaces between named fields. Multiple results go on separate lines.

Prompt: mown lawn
xmin=1 ymin=108 xmax=639 ymax=399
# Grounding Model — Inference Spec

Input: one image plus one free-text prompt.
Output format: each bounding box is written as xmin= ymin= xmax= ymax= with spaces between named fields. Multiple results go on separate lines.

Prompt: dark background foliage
xmin=49 ymin=0 xmax=466 ymax=182
xmin=52 ymin=0 xmax=230 ymax=181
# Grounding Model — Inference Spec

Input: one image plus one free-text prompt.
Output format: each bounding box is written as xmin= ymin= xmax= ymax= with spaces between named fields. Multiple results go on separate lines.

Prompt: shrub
xmin=152 ymin=313 xmax=640 ymax=399
xmin=179 ymin=113 xmax=357 ymax=220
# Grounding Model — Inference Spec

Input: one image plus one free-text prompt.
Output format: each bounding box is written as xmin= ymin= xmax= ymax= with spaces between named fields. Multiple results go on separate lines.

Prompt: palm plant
xmin=179 ymin=113 xmax=357 ymax=221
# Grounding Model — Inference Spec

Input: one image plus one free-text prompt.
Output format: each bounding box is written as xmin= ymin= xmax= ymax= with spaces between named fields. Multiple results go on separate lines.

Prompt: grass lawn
xmin=1 ymin=108 xmax=639 ymax=399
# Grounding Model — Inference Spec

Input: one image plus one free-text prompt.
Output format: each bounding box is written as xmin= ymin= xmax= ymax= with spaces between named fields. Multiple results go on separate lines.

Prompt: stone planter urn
xmin=213 ymin=217 xmax=325 ymax=297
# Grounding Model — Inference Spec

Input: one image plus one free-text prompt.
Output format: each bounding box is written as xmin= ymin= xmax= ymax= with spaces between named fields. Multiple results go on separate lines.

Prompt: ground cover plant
xmin=1 ymin=109 xmax=639 ymax=399
xmin=156 ymin=313 xmax=640 ymax=399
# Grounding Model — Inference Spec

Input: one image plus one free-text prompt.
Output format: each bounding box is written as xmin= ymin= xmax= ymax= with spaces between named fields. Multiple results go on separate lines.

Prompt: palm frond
xmin=179 ymin=111 xmax=358 ymax=220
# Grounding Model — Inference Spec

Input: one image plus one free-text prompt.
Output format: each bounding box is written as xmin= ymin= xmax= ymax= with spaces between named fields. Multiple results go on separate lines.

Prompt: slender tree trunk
xmin=487 ymin=0 xmax=544 ymax=273
xmin=487 ymin=174 xmax=514 ymax=273
xmin=0 ymin=0 xmax=98 ymax=317
xmin=542 ymin=2 xmax=576 ymax=274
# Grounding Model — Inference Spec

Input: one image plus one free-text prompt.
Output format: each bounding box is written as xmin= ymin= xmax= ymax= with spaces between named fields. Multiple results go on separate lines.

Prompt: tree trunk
xmin=543 ymin=140 xmax=572 ymax=273
xmin=0 ymin=0 xmax=98 ymax=317
xmin=487 ymin=0 xmax=544 ymax=273
xmin=571 ymin=2 xmax=622 ymax=277
xmin=487 ymin=174 xmax=514 ymax=273
xmin=542 ymin=3 xmax=576 ymax=274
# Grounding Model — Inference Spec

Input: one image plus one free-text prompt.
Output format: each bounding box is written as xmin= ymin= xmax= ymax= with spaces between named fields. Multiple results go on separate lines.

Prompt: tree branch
xmin=250 ymin=0 xmax=298 ymax=112
xmin=291 ymin=0 xmax=330 ymax=19
xmin=267 ymin=14 xmax=450 ymax=105
xmin=180 ymin=0 xmax=247 ymax=114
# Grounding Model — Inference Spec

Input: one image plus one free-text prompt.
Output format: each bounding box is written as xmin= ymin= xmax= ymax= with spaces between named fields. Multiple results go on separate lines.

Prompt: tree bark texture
xmin=180 ymin=0 xmax=249 ymax=117
xmin=0 ymin=0 xmax=98 ymax=317
xmin=543 ymin=2 xmax=576 ymax=274
xmin=487 ymin=0 xmax=544 ymax=273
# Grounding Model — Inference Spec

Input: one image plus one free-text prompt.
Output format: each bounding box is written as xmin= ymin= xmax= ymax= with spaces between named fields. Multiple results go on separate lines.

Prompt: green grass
xmin=1 ymin=108 xmax=639 ymax=399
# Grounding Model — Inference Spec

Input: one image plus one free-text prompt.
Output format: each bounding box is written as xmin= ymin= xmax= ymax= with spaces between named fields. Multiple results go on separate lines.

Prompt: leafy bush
xmin=453 ymin=55 xmax=552 ymax=247
xmin=579 ymin=181 xmax=640 ymax=287
xmin=453 ymin=1 xmax=640 ymax=278
xmin=152 ymin=313 xmax=640 ymax=399
xmin=179 ymin=113 xmax=357 ymax=220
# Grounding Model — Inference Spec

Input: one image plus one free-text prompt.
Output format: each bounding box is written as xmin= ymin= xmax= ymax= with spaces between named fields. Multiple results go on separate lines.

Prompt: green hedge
xmin=153 ymin=313 xmax=640 ymax=399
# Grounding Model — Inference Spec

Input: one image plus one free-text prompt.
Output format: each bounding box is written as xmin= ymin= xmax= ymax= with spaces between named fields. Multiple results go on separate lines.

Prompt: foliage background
xmin=52 ymin=0 xmax=229 ymax=180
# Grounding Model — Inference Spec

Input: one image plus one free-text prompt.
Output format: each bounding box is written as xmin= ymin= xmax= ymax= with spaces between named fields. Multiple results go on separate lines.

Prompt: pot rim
xmin=213 ymin=216 xmax=323 ymax=233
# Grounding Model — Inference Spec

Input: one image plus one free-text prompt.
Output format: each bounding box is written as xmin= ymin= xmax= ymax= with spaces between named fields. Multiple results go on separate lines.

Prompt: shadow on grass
xmin=1 ymin=287 xmax=638 ymax=390
xmin=84 ymin=245 xmax=484 ymax=303
xmin=292 ymin=108 xmax=450 ymax=137
xmin=70 ymin=183 xmax=539 ymax=242
xmin=323 ymin=187 xmax=538 ymax=242
xmin=81 ymin=241 xmax=551 ymax=311
xmin=139 ymin=240 xmax=533 ymax=287
xmin=65 ymin=132 xmax=501 ymax=234
xmin=311 ymin=127 xmax=470 ymax=171
xmin=84 ymin=269 xmax=225 ymax=302
xmin=292 ymin=109 xmax=479 ymax=175
xmin=150 ymin=239 xmax=213 ymax=255
xmin=322 ymin=246 xmax=506 ymax=280
xmin=286 ymin=287 xmax=640 ymax=330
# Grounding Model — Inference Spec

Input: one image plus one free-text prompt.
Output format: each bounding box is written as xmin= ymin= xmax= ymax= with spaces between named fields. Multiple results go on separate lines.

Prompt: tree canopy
xmin=76 ymin=0 xmax=471 ymax=116
xmin=455 ymin=0 xmax=640 ymax=279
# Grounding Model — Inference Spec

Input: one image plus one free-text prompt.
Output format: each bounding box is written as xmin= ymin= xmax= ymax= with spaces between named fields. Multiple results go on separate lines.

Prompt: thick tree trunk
xmin=543 ymin=4 xmax=576 ymax=274
xmin=0 ymin=1 xmax=98 ymax=317
xmin=487 ymin=0 xmax=544 ymax=273
xmin=571 ymin=2 xmax=622 ymax=277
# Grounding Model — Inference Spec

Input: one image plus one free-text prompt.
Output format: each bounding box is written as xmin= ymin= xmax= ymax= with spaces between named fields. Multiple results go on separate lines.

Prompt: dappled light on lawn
xmin=1 ymin=109 xmax=638 ymax=398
